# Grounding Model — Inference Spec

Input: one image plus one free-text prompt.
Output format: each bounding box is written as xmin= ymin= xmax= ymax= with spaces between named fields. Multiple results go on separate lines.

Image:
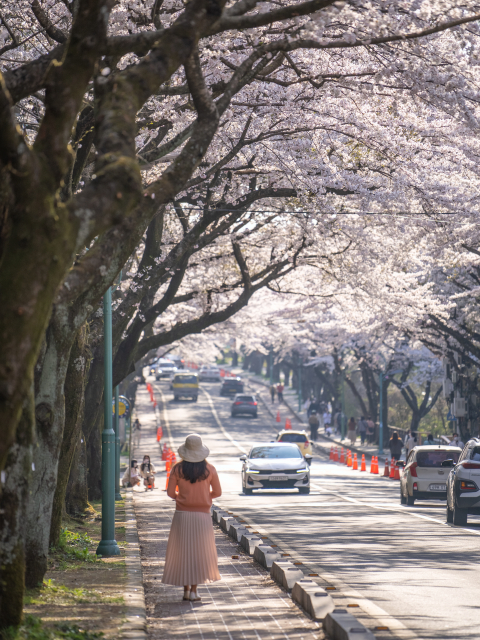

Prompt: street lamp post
xmin=96 ymin=287 xmax=120 ymax=557
xmin=114 ymin=386 xmax=121 ymax=501
xmin=378 ymin=371 xmax=384 ymax=455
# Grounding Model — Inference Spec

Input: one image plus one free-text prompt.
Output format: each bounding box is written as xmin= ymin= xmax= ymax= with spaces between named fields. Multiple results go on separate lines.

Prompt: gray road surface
xmin=152 ymin=377 xmax=480 ymax=640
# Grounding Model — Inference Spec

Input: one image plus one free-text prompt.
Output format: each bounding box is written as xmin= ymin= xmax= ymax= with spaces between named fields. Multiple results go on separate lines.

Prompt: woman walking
xmin=162 ymin=434 xmax=222 ymax=602
xmin=347 ymin=417 xmax=357 ymax=444
xmin=389 ymin=431 xmax=403 ymax=461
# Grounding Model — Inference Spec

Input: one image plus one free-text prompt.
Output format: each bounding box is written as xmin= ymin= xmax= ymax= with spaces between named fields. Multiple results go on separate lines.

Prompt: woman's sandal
xmin=183 ymin=590 xmax=190 ymax=601
xmin=189 ymin=591 xmax=201 ymax=602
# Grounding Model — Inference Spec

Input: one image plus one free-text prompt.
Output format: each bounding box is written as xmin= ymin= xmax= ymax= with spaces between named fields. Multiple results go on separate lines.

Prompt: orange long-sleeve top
xmin=167 ymin=462 xmax=222 ymax=514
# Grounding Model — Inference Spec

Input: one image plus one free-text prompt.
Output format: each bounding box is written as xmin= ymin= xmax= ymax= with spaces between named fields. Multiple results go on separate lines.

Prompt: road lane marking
xmin=200 ymin=388 xmax=248 ymax=454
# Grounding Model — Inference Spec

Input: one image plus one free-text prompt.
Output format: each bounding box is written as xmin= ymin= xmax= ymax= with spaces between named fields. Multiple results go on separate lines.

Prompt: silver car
xmin=446 ymin=437 xmax=480 ymax=525
xmin=240 ymin=442 xmax=312 ymax=495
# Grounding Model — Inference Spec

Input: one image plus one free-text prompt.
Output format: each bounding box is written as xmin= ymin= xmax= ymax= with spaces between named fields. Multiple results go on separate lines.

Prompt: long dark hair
xmin=176 ymin=460 xmax=210 ymax=484
xmin=390 ymin=431 xmax=399 ymax=442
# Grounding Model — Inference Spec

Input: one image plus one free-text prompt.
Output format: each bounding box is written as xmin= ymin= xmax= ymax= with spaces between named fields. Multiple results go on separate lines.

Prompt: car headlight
xmin=296 ymin=468 xmax=308 ymax=473
xmin=247 ymin=469 xmax=260 ymax=474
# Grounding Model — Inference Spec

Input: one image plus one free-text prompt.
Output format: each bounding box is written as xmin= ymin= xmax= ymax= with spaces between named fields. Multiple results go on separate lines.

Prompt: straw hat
xmin=178 ymin=434 xmax=210 ymax=463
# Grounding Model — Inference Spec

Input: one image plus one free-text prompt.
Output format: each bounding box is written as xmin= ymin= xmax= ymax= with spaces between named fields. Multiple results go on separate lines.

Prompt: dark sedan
xmin=231 ymin=394 xmax=258 ymax=418
xmin=220 ymin=378 xmax=244 ymax=396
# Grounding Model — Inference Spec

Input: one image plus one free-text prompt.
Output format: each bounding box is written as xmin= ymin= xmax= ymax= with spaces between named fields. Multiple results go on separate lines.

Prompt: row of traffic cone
xmin=164 ymin=448 xmax=177 ymax=489
xmin=276 ymin=411 xmax=292 ymax=430
xmin=383 ymin=458 xmax=401 ymax=480
xmin=330 ymin=446 xmax=379 ymax=474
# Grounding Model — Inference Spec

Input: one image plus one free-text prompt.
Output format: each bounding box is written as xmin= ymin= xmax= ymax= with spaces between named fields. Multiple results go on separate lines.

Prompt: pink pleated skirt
xmin=162 ymin=510 xmax=221 ymax=586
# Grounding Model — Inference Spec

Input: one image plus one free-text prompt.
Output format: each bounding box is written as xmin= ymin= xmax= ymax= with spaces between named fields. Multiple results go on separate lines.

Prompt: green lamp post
xmin=96 ymin=287 xmax=120 ymax=557
xmin=114 ymin=386 xmax=121 ymax=501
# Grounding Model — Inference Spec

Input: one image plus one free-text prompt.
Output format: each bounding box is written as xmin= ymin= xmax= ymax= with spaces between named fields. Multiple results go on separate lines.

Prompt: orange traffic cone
xmin=156 ymin=426 xmax=163 ymax=442
xmin=394 ymin=462 xmax=401 ymax=480
xmin=332 ymin=447 xmax=336 ymax=462
xmin=372 ymin=456 xmax=379 ymax=474
xmin=383 ymin=458 xmax=390 ymax=477
xmin=360 ymin=454 xmax=366 ymax=472
xmin=276 ymin=411 xmax=281 ymax=423
xmin=162 ymin=443 xmax=167 ymax=460
xmin=347 ymin=450 xmax=352 ymax=467
xmin=389 ymin=458 xmax=396 ymax=479
xmin=369 ymin=456 xmax=374 ymax=473
xmin=340 ymin=448 xmax=345 ymax=464
xmin=352 ymin=453 xmax=358 ymax=470
xmin=285 ymin=418 xmax=292 ymax=430
xmin=329 ymin=446 xmax=334 ymax=460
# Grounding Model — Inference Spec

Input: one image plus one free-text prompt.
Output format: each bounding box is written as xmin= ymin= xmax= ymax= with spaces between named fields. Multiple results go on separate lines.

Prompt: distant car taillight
xmin=461 ymin=462 xmax=480 ymax=469
xmin=460 ymin=480 xmax=478 ymax=491
xmin=410 ymin=462 xmax=418 ymax=477
xmin=248 ymin=402 xmax=257 ymax=406
xmin=304 ymin=442 xmax=309 ymax=448
xmin=413 ymin=482 xmax=418 ymax=491
xmin=234 ymin=401 xmax=242 ymax=405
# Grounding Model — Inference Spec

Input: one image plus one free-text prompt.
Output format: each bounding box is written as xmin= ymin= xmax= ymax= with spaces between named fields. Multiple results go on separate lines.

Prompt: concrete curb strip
xmin=240 ymin=533 xmax=261 ymax=555
xmin=211 ymin=507 xmax=228 ymax=524
xmin=291 ymin=580 xmax=335 ymax=622
xmin=220 ymin=515 xmax=236 ymax=531
xmin=253 ymin=544 xmax=281 ymax=569
xmin=122 ymin=489 xmax=147 ymax=640
xmin=324 ymin=611 xmax=376 ymax=640
xmin=270 ymin=560 xmax=304 ymax=591
xmin=229 ymin=523 xmax=249 ymax=541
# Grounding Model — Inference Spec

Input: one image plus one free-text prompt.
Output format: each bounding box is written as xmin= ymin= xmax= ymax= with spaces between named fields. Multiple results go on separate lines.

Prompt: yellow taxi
xmin=172 ymin=372 xmax=199 ymax=401
xmin=276 ymin=430 xmax=313 ymax=456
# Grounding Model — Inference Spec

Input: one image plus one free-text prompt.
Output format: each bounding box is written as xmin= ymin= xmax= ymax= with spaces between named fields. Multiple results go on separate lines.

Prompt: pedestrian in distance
xmin=366 ymin=416 xmax=375 ymax=444
xmin=276 ymin=383 xmax=284 ymax=403
xmin=358 ymin=416 xmax=368 ymax=445
xmin=347 ymin=417 xmax=357 ymax=444
xmin=122 ymin=459 xmax=141 ymax=487
xmin=269 ymin=384 xmax=276 ymax=404
xmin=388 ymin=432 xmax=403 ymax=461
xmin=140 ymin=454 xmax=156 ymax=489
xmin=163 ymin=434 xmax=222 ymax=602
xmin=425 ymin=433 xmax=435 ymax=445
xmin=133 ymin=418 xmax=141 ymax=447
xmin=308 ymin=410 xmax=320 ymax=441
xmin=450 ymin=432 xmax=464 ymax=449
xmin=405 ymin=431 xmax=418 ymax=457
xmin=323 ymin=410 xmax=331 ymax=432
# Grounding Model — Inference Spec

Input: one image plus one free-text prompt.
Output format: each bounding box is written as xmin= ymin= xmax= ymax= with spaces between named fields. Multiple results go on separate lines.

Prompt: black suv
xmin=220 ymin=377 xmax=244 ymax=396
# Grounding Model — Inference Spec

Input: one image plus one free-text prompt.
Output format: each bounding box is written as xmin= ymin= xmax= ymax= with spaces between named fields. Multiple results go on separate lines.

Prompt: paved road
xmin=152 ymin=376 xmax=480 ymax=640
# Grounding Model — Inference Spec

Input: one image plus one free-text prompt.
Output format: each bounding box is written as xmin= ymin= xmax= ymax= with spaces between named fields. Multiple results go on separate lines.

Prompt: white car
xmin=240 ymin=442 xmax=312 ymax=495
xmin=398 ymin=445 xmax=461 ymax=506
xmin=199 ymin=366 xmax=222 ymax=382
xmin=446 ymin=437 xmax=480 ymax=525
xmin=155 ymin=360 xmax=178 ymax=379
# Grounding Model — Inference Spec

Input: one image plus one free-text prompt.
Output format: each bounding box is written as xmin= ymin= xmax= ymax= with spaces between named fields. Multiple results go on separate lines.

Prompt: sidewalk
xmin=131 ymin=386 xmax=324 ymax=640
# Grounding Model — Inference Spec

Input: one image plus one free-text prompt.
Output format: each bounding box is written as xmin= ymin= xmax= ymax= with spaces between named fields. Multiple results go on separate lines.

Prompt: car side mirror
xmin=305 ymin=454 xmax=313 ymax=466
xmin=441 ymin=459 xmax=454 ymax=467
xmin=396 ymin=460 xmax=406 ymax=468
xmin=239 ymin=455 xmax=247 ymax=462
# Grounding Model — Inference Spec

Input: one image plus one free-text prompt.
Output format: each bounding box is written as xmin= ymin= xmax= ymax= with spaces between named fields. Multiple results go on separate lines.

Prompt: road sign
xmin=112 ymin=395 xmax=131 ymax=417
xmin=447 ymin=411 xmax=457 ymax=421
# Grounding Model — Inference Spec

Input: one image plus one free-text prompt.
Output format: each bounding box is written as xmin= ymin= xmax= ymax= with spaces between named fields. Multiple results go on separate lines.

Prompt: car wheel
xmin=407 ymin=495 xmax=415 ymax=506
xmin=193 ymin=396 xmax=198 ymax=402
xmin=174 ymin=395 xmax=179 ymax=401
xmin=253 ymin=412 xmax=258 ymax=418
xmin=453 ymin=503 xmax=468 ymax=526
xmin=298 ymin=487 xmax=310 ymax=494
xmin=231 ymin=412 xmax=235 ymax=417
xmin=243 ymin=486 xmax=253 ymax=495
xmin=400 ymin=487 xmax=407 ymax=505
xmin=446 ymin=503 xmax=454 ymax=523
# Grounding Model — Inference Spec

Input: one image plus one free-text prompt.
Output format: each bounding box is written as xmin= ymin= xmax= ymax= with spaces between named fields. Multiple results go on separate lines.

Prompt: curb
xmin=253 ymin=544 xmax=281 ymax=569
xmin=271 ymin=559 xmax=304 ymax=590
xmin=324 ymin=610 xmax=376 ymax=640
xmin=292 ymin=580 xmax=335 ymax=621
xmin=122 ymin=489 xmax=147 ymax=640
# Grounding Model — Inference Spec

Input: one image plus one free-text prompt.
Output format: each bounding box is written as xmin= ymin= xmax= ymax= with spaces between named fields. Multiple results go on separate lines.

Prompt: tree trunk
xmin=50 ymin=326 xmax=88 ymax=547
xmin=25 ymin=315 xmax=77 ymax=588
xmin=382 ymin=378 xmax=390 ymax=448
xmin=66 ymin=433 xmax=89 ymax=517
xmin=86 ymin=411 xmax=104 ymax=500
xmin=0 ymin=384 xmax=34 ymax=631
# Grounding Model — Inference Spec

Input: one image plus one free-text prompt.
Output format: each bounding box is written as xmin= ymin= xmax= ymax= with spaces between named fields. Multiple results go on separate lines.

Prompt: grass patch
xmin=4 ymin=615 xmax=104 ymax=640
xmin=25 ymin=580 xmax=123 ymax=606
xmin=50 ymin=529 xmax=98 ymax=566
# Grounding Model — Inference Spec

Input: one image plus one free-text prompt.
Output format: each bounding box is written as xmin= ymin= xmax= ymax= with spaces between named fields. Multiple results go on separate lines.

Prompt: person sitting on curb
xmin=122 ymin=459 xmax=141 ymax=487
xmin=140 ymin=454 xmax=156 ymax=489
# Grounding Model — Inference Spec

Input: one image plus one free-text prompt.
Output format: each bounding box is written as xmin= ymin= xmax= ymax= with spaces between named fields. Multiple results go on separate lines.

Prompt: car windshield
xmin=225 ymin=380 xmax=242 ymax=385
xmin=237 ymin=396 xmax=254 ymax=402
xmin=174 ymin=375 xmax=197 ymax=383
xmin=159 ymin=362 xmax=175 ymax=368
xmin=250 ymin=446 xmax=302 ymax=459
xmin=416 ymin=450 xmax=460 ymax=467
xmin=471 ymin=447 xmax=480 ymax=461
xmin=279 ymin=434 xmax=307 ymax=443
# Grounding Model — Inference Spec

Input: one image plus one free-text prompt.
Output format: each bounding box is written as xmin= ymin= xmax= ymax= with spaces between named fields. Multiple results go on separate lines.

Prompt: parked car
xmin=276 ymin=430 xmax=313 ymax=456
xmin=199 ymin=366 xmax=222 ymax=382
xmin=168 ymin=354 xmax=185 ymax=369
xmin=398 ymin=445 xmax=461 ymax=506
xmin=240 ymin=442 xmax=312 ymax=494
xmin=220 ymin=377 xmax=244 ymax=396
xmin=172 ymin=372 xmax=199 ymax=401
xmin=155 ymin=360 xmax=178 ymax=379
xmin=446 ymin=437 xmax=480 ymax=525
xmin=231 ymin=394 xmax=258 ymax=418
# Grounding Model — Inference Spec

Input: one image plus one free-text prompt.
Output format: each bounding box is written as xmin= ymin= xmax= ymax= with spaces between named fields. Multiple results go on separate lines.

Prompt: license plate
xmin=429 ymin=484 xmax=446 ymax=491
xmin=269 ymin=475 xmax=288 ymax=482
